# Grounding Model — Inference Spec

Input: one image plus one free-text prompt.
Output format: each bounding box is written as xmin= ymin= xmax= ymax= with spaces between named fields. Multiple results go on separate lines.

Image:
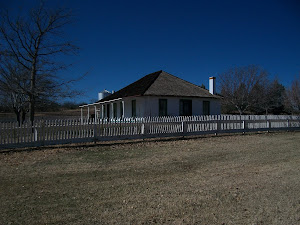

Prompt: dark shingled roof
xmin=98 ymin=70 xmax=219 ymax=102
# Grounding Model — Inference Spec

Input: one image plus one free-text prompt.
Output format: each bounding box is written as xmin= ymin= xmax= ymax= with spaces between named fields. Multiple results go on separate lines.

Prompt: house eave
xmin=141 ymin=94 xmax=221 ymax=99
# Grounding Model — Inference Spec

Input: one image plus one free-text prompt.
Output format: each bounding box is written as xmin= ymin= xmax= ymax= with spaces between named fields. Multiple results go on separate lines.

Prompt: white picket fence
xmin=0 ymin=115 xmax=299 ymax=149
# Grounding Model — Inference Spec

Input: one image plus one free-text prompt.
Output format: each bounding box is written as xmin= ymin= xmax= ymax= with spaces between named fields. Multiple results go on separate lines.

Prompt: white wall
xmin=123 ymin=97 xmax=145 ymax=117
xmin=138 ymin=96 xmax=221 ymax=117
xmin=93 ymin=96 xmax=221 ymax=118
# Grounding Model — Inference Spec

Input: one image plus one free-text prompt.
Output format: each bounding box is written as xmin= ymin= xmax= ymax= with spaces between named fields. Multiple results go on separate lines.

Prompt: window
xmin=113 ymin=103 xmax=117 ymax=118
xmin=203 ymin=101 xmax=210 ymax=115
xmin=106 ymin=104 xmax=110 ymax=118
xmin=120 ymin=102 xmax=123 ymax=117
xmin=132 ymin=100 xmax=136 ymax=117
xmin=159 ymin=99 xmax=168 ymax=116
xmin=179 ymin=99 xmax=192 ymax=116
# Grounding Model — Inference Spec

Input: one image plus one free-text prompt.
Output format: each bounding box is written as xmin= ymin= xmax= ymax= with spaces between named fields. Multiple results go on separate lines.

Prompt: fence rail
xmin=1 ymin=115 xmax=300 ymax=149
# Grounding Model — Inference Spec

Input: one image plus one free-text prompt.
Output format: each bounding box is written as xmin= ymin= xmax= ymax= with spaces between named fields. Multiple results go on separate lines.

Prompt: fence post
xmin=266 ymin=120 xmax=270 ymax=132
xmin=34 ymin=128 xmax=38 ymax=142
xmin=287 ymin=119 xmax=290 ymax=130
xmin=242 ymin=120 xmax=247 ymax=134
xmin=93 ymin=120 xmax=97 ymax=143
xmin=141 ymin=123 xmax=145 ymax=140
xmin=215 ymin=119 xmax=221 ymax=135
xmin=141 ymin=123 xmax=145 ymax=135
xmin=41 ymin=119 xmax=45 ymax=146
xmin=182 ymin=121 xmax=187 ymax=137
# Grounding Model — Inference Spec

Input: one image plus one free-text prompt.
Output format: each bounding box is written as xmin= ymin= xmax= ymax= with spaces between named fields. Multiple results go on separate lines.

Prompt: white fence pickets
xmin=0 ymin=115 xmax=300 ymax=149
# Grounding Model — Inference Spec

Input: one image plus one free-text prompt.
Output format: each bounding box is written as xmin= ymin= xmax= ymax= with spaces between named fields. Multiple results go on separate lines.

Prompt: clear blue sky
xmin=3 ymin=0 xmax=300 ymax=103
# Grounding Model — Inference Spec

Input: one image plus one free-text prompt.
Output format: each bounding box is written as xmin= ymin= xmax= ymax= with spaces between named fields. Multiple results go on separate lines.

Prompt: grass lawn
xmin=1 ymin=132 xmax=300 ymax=224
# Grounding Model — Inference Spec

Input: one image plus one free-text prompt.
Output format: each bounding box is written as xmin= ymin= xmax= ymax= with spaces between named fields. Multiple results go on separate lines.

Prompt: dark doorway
xmin=132 ymin=100 xmax=136 ymax=117
xmin=113 ymin=103 xmax=117 ymax=118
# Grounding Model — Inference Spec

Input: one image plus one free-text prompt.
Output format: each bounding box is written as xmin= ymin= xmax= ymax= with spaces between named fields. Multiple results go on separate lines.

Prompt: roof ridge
xmin=159 ymin=71 xmax=214 ymax=96
xmin=140 ymin=70 xmax=163 ymax=95
xmin=97 ymin=70 xmax=162 ymax=102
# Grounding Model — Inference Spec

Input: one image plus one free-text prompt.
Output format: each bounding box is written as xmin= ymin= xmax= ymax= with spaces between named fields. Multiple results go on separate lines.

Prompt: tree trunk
xmin=236 ymin=106 xmax=243 ymax=115
xmin=29 ymin=95 xmax=35 ymax=127
xmin=13 ymin=107 xmax=21 ymax=127
xmin=30 ymin=56 xmax=37 ymax=128
xmin=21 ymin=108 xmax=27 ymax=124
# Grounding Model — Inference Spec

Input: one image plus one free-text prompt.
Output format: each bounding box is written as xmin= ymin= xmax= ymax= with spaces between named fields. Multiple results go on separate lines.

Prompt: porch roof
xmin=79 ymin=98 xmax=122 ymax=108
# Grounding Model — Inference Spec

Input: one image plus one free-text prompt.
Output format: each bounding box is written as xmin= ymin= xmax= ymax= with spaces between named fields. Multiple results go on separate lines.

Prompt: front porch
xmin=79 ymin=98 xmax=124 ymax=121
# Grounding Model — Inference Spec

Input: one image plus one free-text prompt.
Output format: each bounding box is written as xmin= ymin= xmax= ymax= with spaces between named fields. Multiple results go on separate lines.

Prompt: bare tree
xmin=219 ymin=65 xmax=268 ymax=115
xmin=0 ymin=1 xmax=79 ymax=125
xmin=285 ymin=75 xmax=300 ymax=114
xmin=0 ymin=57 xmax=29 ymax=125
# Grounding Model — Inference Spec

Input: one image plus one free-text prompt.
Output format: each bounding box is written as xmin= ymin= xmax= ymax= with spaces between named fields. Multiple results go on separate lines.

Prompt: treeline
xmin=219 ymin=65 xmax=300 ymax=115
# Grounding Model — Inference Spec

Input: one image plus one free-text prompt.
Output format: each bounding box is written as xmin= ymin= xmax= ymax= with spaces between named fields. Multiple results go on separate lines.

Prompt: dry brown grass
xmin=1 ymin=132 xmax=300 ymax=224
xmin=0 ymin=109 xmax=81 ymax=119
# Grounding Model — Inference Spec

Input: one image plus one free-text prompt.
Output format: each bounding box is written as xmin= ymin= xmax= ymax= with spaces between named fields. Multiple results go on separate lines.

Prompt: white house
xmin=80 ymin=70 xmax=221 ymax=119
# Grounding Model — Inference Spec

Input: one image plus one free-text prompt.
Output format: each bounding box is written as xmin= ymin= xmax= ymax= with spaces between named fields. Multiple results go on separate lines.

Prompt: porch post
xmin=122 ymin=101 xmax=125 ymax=118
xmin=111 ymin=103 xmax=114 ymax=118
xmin=101 ymin=105 xmax=104 ymax=119
xmin=87 ymin=107 xmax=90 ymax=119
xmin=94 ymin=106 xmax=97 ymax=120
